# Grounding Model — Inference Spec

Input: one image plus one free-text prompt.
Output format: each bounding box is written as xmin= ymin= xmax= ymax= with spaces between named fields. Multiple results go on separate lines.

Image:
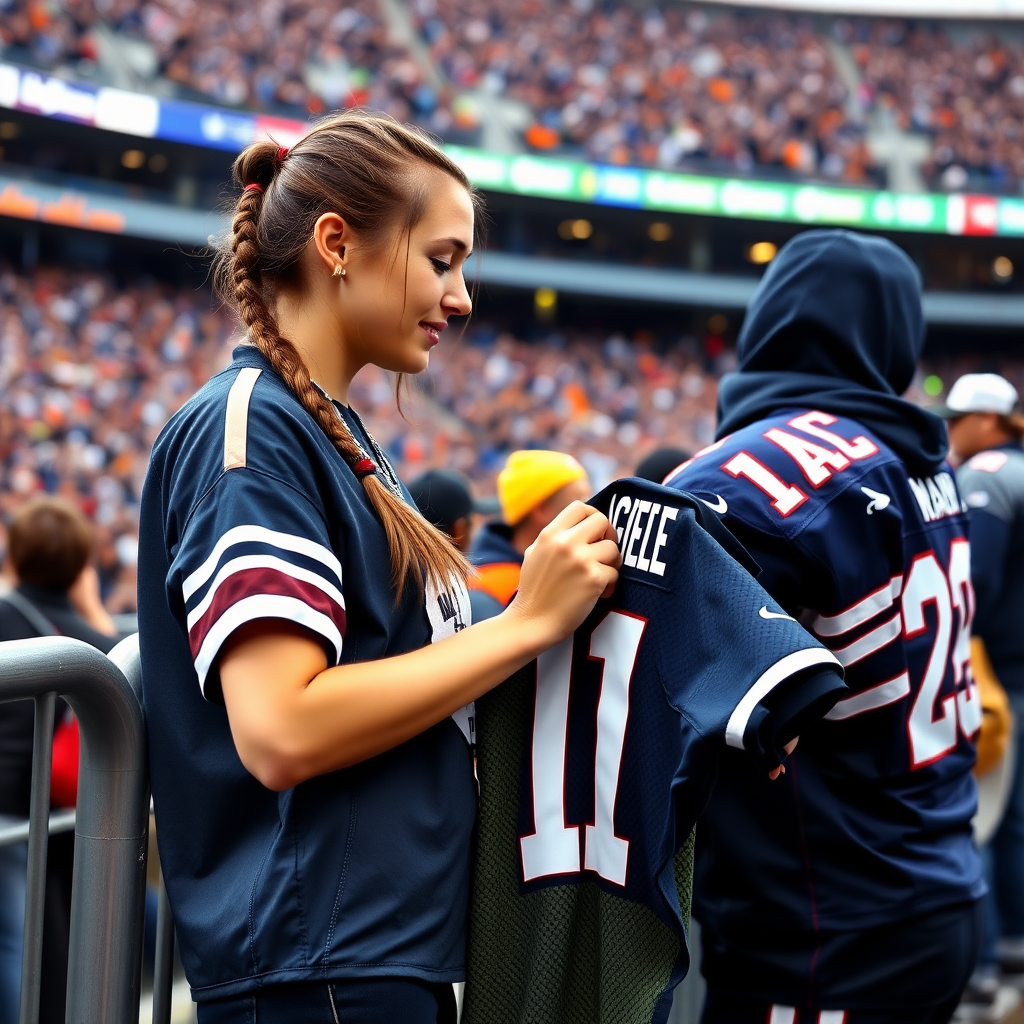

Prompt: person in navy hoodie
xmin=137 ymin=112 xmax=620 ymax=1024
xmin=667 ymin=230 xmax=984 ymax=1024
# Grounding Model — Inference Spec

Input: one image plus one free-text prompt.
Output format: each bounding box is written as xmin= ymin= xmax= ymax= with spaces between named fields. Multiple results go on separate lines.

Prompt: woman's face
xmin=338 ymin=173 xmax=475 ymax=376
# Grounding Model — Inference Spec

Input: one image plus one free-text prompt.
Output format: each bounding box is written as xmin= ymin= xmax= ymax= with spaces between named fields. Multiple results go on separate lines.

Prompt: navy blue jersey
xmin=464 ymin=478 xmax=845 ymax=1024
xmin=138 ymin=345 xmax=476 ymax=1002
xmin=665 ymin=408 xmax=984 ymax=946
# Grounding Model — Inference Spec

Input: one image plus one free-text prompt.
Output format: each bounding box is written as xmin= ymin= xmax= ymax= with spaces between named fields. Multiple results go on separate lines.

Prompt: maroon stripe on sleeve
xmin=188 ymin=567 xmax=346 ymax=660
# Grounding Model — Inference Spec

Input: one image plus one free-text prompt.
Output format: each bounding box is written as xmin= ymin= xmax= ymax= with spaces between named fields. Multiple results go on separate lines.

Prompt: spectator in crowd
xmin=668 ymin=230 xmax=983 ymax=1022
xmin=0 ymin=496 xmax=118 ymax=1024
xmin=409 ymin=467 xmax=504 ymax=621
xmin=634 ymin=445 xmax=691 ymax=483
xmin=469 ymin=450 xmax=590 ymax=609
xmin=940 ymin=374 xmax=1024 ymax=1004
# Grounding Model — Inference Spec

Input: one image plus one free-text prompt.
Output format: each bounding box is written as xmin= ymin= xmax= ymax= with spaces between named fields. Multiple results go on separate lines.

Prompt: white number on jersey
xmin=903 ymin=542 xmax=980 ymax=768
xmin=520 ymin=611 xmax=646 ymax=886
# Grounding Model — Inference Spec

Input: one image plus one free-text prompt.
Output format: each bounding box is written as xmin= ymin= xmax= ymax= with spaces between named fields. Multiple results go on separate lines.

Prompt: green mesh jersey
xmin=464 ymin=479 xmax=845 ymax=1024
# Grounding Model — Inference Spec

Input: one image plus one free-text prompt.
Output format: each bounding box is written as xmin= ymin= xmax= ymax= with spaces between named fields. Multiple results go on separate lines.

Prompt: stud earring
xmin=333 ymin=264 xmax=346 ymax=278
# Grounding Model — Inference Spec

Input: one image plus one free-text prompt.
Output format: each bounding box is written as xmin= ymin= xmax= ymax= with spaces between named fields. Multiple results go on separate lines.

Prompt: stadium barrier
xmin=0 ymin=635 xmax=149 ymax=1024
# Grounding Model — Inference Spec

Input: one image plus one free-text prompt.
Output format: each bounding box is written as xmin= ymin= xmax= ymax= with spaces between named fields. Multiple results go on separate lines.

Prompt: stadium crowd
xmin=1 ymin=0 xmax=458 ymax=133
xmin=1 ymin=262 xmax=1020 ymax=620
xmin=6 ymin=0 xmax=1024 ymax=189
xmin=852 ymin=19 xmax=1024 ymax=192
xmin=413 ymin=0 xmax=870 ymax=180
xmin=0 ymin=265 xmax=727 ymax=613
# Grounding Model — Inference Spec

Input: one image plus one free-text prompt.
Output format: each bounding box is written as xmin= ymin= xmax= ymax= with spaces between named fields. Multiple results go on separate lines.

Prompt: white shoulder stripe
xmin=185 ymin=553 xmax=346 ymax=631
xmin=812 ymin=576 xmax=902 ymax=638
xmin=831 ymin=611 xmax=902 ymax=668
xmin=223 ymin=367 xmax=261 ymax=471
xmin=825 ymin=671 xmax=910 ymax=721
xmin=725 ymin=647 xmax=843 ymax=750
xmin=194 ymin=594 xmax=343 ymax=694
xmin=182 ymin=524 xmax=343 ymax=602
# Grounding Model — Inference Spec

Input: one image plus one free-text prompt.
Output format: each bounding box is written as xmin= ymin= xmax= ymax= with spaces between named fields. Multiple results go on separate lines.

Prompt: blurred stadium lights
xmin=747 ymin=242 xmax=779 ymax=265
xmin=467 ymin=252 xmax=1024 ymax=328
xmin=993 ymin=257 xmax=1015 ymax=283
xmin=557 ymin=219 xmax=593 ymax=241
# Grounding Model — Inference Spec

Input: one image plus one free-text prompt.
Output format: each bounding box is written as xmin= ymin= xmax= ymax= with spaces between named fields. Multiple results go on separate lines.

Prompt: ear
xmin=311 ymin=212 xmax=351 ymax=275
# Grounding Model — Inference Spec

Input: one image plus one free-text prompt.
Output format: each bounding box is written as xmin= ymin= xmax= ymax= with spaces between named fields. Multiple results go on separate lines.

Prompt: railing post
xmin=17 ymin=691 xmax=54 ymax=1024
xmin=0 ymin=636 xmax=148 ymax=1024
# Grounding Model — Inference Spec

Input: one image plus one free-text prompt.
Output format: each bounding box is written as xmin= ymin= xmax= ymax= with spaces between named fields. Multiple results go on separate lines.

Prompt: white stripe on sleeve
xmin=825 ymin=671 xmax=910 ymax=721
xmin=186 ymin=553 xmax=346 ymax=631
xmin=183 ymin=524 xmax=343 ymax=602
xmin=831 ymin=611 xmax=902 ymax=668
xmin=812 ymin=576 xmax=902 ymax=638
xmin=725 ymin=647 xmax=842 ymax=750
xmin=193 ymin=594 xmax=343 ymax=694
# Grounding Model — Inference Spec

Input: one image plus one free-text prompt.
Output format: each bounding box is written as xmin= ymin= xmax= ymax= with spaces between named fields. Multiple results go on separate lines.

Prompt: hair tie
xmin=277 ymin=146 xmax=289 ymax=161
xmin=243 ymin=183 xmax=264 ymax=194
xmin=353 ymin=457 xmax=377 ymax=480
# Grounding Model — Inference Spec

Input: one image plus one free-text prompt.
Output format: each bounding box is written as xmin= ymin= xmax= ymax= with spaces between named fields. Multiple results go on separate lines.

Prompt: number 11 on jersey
xmin=520 ymin=611 xmax=646 ymax=886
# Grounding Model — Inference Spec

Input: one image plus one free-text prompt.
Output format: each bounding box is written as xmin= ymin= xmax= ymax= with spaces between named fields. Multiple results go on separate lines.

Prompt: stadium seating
xmin=5 ymin=0 xmax=1024 ymax=190
xmin=852 ymin=18 xmax=1024 ymax=192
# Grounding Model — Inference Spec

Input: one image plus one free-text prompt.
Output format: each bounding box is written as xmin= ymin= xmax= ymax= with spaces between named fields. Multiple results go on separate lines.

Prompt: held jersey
xmin=665 ymin=408 xmax=985 ymax=947
xmin=464 ymin=478 xmax=846 ymax=1024
xmin=138 ymin=345 xmax=476 ymax=1001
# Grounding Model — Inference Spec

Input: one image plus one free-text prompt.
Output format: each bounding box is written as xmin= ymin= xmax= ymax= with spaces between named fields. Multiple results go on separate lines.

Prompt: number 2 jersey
xmin=464 ymin=478 xmax=846 ymax=1024
xmin=665 ymin=409 xmax=985 ymax=956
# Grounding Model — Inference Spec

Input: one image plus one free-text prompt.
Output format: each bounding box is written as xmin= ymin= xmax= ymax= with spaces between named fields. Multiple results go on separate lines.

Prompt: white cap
xmin=936 ymin=373 xmax=1019 ymax=418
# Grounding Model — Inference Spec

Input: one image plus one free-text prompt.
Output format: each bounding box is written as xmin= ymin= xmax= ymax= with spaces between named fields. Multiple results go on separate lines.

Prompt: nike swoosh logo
xmin=699 ymin=494 xmax=728 ymax=514
xmin=759 ymin=606 xmax=795 ymax=621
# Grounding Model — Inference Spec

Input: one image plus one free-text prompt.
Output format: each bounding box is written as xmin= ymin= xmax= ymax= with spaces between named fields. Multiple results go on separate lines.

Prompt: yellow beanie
xmin=498 ymin=450 xmax=588 ymax=525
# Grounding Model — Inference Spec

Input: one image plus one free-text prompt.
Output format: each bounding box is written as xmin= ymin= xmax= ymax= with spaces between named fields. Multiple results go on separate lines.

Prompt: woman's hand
xmin=220 ymin=502 xmax=620 ymax=790
xmin=506 ymin=501 xmax=621 ymax=650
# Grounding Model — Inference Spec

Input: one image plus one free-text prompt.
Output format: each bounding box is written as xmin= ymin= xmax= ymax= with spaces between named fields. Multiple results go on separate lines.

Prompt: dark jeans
xmin=197 ymin=977 xmax=458 ymax=1024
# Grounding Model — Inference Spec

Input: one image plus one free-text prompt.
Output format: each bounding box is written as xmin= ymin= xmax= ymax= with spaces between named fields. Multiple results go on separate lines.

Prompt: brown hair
xmin=9 ymin=496 xmax=93 ymax=591
xmin=215 ymin=111 xmax=481 ymax=598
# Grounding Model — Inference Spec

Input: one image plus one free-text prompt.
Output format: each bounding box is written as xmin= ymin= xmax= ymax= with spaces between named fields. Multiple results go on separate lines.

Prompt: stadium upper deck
xmin=4 ymin=0 xmax=1024 ymax=194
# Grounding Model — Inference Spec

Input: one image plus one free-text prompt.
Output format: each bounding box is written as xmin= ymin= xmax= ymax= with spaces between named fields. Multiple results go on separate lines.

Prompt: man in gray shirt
xmin=942 ymin=373 xmax=1024 ymax=999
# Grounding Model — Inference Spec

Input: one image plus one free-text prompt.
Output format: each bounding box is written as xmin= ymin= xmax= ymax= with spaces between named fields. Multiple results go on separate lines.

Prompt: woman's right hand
xmin=506 ymin=500 xmax=621 ymax=650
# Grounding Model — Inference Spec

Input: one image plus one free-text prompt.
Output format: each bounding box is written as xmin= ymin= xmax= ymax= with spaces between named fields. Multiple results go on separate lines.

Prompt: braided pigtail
xmin=225 ymin=142 xmax=469 ymax=601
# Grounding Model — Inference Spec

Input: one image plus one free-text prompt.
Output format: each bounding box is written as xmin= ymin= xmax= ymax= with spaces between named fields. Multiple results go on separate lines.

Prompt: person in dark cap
xmin=666 ymin=229 xmax=982 ymax=1023
xmin=634 ymin=447 xmax=692 ymax=484
xmin=408 ymin=469 xmax=503 ymax=622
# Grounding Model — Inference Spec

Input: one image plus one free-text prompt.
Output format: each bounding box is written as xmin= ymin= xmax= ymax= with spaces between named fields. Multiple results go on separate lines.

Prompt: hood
xmin=717 ymin=229 xmax=948 ymax=474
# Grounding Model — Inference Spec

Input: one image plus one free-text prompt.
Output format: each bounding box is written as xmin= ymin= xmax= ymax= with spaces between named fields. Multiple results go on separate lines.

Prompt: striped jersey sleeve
xmin=172 ymin=375 xmax=346 ymax=697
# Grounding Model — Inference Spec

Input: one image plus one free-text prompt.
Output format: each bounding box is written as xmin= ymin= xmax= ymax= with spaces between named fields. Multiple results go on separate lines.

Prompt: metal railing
xmin=0 ymin=635 xmax=149 ymax=1024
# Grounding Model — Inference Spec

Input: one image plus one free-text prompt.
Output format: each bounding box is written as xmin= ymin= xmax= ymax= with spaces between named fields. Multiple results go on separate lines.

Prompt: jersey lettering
xmin=723 ymin=451 xmax=808 ymax=516
xmin=908 ymin=473 xmax=962 ymax=522
xmin=607 ymin=494 xmax=678 ymax=577
xmin=763 ymin=428 xmax=851 ymax=487
xmin=520 ymin=610 xmax=646 ymax=885
xmin=787 ymin=411 xmax=879 ymax=461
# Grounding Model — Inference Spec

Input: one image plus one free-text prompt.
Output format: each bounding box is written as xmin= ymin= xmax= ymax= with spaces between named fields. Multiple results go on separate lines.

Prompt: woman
xmin=137 ymin=112 xmax=620 ymax=1024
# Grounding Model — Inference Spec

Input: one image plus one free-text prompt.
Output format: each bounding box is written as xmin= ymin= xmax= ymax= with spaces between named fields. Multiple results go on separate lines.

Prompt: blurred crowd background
xmin=3 ymin=0 xmax=1024 ymax=190
xmin=0 ymin=263 xmax=1009 ymax=615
